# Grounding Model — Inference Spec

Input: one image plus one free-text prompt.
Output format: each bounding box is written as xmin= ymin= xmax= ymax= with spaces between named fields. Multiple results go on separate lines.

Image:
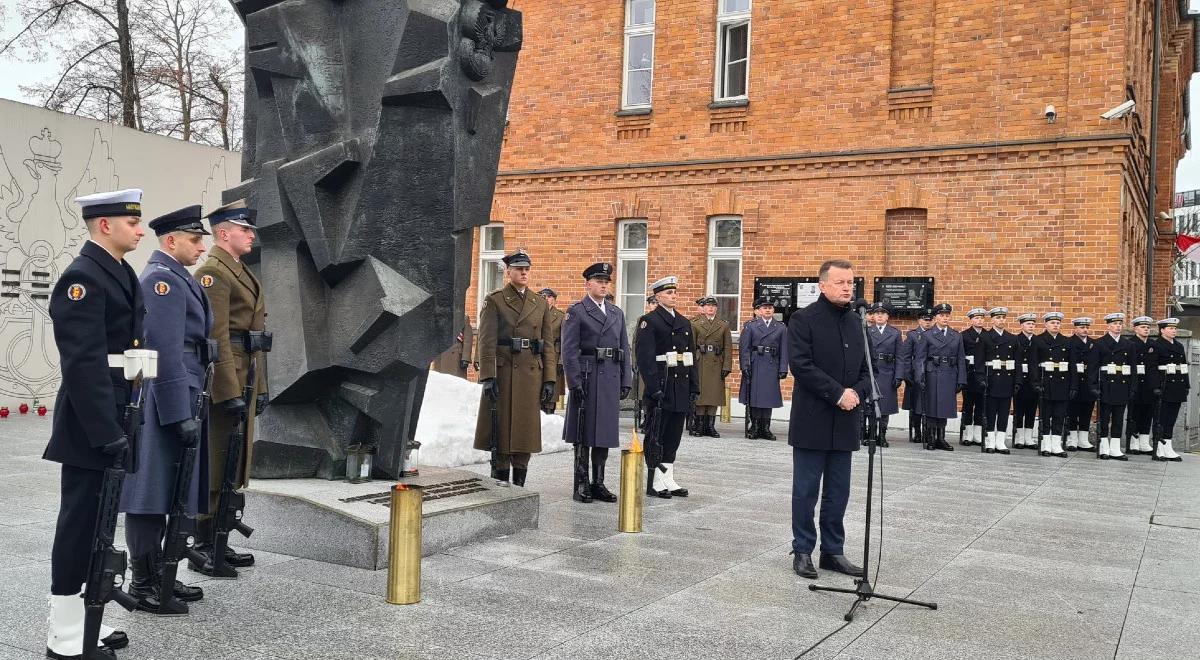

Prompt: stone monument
xmin=223 ymin=0 xmax=522 ymax=479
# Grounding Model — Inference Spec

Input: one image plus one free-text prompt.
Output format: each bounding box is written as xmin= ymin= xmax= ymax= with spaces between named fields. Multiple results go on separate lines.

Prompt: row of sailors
xmin=867 ymin=304 xmax=1188 ymax=461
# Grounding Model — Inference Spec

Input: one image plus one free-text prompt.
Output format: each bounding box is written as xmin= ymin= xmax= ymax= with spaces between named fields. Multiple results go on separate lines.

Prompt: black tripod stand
xmin=808 ymin=306 xmax=938 ymax=621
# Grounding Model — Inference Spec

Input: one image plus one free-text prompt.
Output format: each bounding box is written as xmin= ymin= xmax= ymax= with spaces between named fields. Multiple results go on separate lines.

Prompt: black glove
xmin=778 ymin=373 xmax=787 ymax=380
xmin=99 ymin=435 xmax=129 ymax=456
xmin=1153 ymin=388 xmax=1163 ymax=397
xmin=481 ymin=378 xmax=499 ymax=401
xmin=651 ymin=390 xmax=665 ymax=401
xmin=1090 ymin=388 xmax=1101 ymax=399
xmin=1068 ymin=388 xmax=1077 ymax=400
xmin=172 ymin=419 xmax=200 ymax=447
xmin=1032 ymin=383 xmax=1043 ymax=396
xmin=721 ymin=370 xmax=731 ymax=380
xmin=570 ymin=386 xmax=584 ymax=401
xmin=540 ymin=382 xmax=555 ymax=404
xmin=974 ymin=376 xmax=987 ymax=391
xmin=955 ymin=383 xmax=964 ymax=393
xmin=892 ymin=379 xmax=902 ymax=390
xmin=221 ymin=397 xmax=247 ymax=415
xmin=459 ymin=360 xmax=470 ymax=371
xmin=620 ymin=386 xmax=631 ymax=400
xmin=741 ymin=370 xmax=750 ymax=381
xmin=255 ymin=393 xmax=269 ymax=416
xmin=689 ymin=392 xmax=700 ymax=405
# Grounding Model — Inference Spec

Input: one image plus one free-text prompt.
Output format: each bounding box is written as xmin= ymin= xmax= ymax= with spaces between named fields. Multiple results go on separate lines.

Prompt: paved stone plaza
xmin=1 ymin=413 xmax=1197 ymax=660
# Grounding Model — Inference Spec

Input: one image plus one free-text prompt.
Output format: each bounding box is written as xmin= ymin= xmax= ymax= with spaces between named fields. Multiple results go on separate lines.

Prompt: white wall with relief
xmin=0 ymin=99 xmax=240 ymax=406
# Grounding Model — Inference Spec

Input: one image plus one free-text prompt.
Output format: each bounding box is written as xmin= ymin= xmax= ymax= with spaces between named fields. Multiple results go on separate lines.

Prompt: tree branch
xmin=43 ymin=39 xmax=118 ymax=108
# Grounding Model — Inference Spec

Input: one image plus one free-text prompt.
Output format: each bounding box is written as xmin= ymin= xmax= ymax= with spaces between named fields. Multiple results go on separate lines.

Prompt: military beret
xmin=1016 ymin=313 xmax=1037 ymax=323
xmin=582 ymin=263 xmax=613 ymax=280
xmin=753 ymin=297 xmax=775 ymax=309
xmin=1157 ymin=318 xmax=1180 ymax=328
xmin=206 ymin=199 xmax=257 ymax=228
xmin=1104 ymin=313 xmax=1125 ymax=323
xmin=1072 ymin=317 xmax=1093 ymax=327
xmin=932 ymin=303 xmax=952 ymax=315
xmin=989 ymin=307 xmax=1009 ymax=317
xmin=502 ymin=250 xmax=531 ymax=267
xmin=1043 ymin=312 xmax=1064 ymax=322
xmin=650 ymin=276 xmax=677 ymax=293
xmin=76 ymin=188 xmax=143 ymax=220
xmin=538 ymin=288 xmax=557 ymax=298
xmin=1131 ymin=316 xmax=1154 ymax=326
xmin=149 ymin=205 xmax=209 ymax=237
xmin=966 ymin=308 xmax=987 ymax=318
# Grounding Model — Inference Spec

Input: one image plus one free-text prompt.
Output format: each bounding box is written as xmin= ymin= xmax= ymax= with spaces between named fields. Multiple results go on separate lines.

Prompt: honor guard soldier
xmin=191 ymin=200 xmax=268 ymax=574
xmin=540 ymin=288 xmax=566 ymax=414
xmin=913 ymin=303 xmax=965 ymax=451
xmin=1094 ymin=313 xmax=1134 ymax=460
xmin=1127 ymin=316 xmax=1157 ymax=455
xmin=959 ymin=308 xmax=988 ymax=446
xmin=866 ymin=302 xmax=901 ymax=447
xmin=1149 ymin=318 xmax=1188 ymax=461
xmin=431 ymin=313 xmax=474 ymax=379
xmin=899 ymin=309 xmax=933 ymax=443
xmin=739 ymin=298 xmax=789 ymax=440
xmin=636 ymin=276 xmax=699 ymax=498
xmin=45 ymin=189 xmax=145 ymax=660
xmin=474 ymin=250 xmax=559 ymax=486
xmin=1065 ymin=317 xmax=1098 ymax=452
xmin=691 ymin=296 xmax=733 ymax=437
xmin=1011 ymin=313 xmax=1040 ymax=449
xmin=1032 ymin=312 xmax=1072 ymax=457
xmin=632 ymin=293 xmax=659 ymax=433
xmin=561 ymin=264 xmax=632 ymax=502
xmin=979 ymin=307 xmax=1019 ymax=454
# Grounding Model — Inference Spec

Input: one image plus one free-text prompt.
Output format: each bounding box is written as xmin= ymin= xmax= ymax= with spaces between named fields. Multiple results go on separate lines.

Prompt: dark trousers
xmin=750 ymin=407 xmax=773 ymax=425
xmin=984 ymin=396 xmax=1011 ymax=433
xmin=125 ymin=513 xmax=167 ymax=558
xmin=694 ymin=405 xmax=718 ymax=415
xmin=961 ymin=390 xmax=984 ymax=426
xmin=790 ymin=448 xmax=851 ymax=556
xmin=1096 ymin=403 xmax=1126 ymax=439
xmin=495 ymin=452 xmax=531 ymax=470
xmin=1039 ymin=399 xmax=1069 ymax=436
xmin=1158 ymin=401 xmax=1183 ymax=439
xmin=1012 ymin=391 xmax=1038 ymax=428
xmin=658 ymin=412 xmax=685 ymax=463
xmin=1129 ymin=402 xmax=1154 ymax=435
xmin=51 ymin=465 xmax=104 ymax=595
xmin=1068 ymin=400 xmax=1095 ymax=433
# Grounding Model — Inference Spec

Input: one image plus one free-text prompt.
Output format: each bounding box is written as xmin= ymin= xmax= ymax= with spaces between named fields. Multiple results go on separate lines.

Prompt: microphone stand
xmin=808 ymin=306 xmax=938 ymax=621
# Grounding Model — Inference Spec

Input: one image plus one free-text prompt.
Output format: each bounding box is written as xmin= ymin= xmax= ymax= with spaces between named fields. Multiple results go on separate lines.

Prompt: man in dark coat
xmin=1011 ymin=313 xmax=1040 ymax=449
xmin=786 ymin=260 xmax=869 ymax=580
xmin=119 ymin=207 xmax=212 ymax=615
xmin=978 ymin=307 xmax=1019 ymax=454
xmin=45 ymin=189 xmax=145 ymax=659
xmin=1065 ymin=317 xmax=1099 ymax=452
xmin=1093 ymin=313 xmax=1133 ymax=460
xmin=914 ymin=303 xmax=965 ymax=451
xmin=1127 ymin=316 xmax=1157 ymax=455
xmin=633 ymin=294 xmax=658 ymax=433
xmin=1032 ymin=312 xmax=1072 ymax=457
xmin=959 ymin=308 xmax=988 ymax=446
xmin=899 ymin=310 xmax=932 ymax=442
xmin=865 ymin=302 xmax=901 ymax=447
xmin=739 ymin=298 xmax=789 ymax=440
xmin=635 ymin=276 xmax=699 ymax=498
xmin=561 ymin=264 xmax=633 ymax=503
xmin=1150 ymin=318 xmax=1188 ymax=461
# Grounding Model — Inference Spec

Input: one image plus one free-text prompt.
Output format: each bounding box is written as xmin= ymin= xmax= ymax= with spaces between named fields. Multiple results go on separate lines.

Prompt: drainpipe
xmin=1146 ymin=0 xmax=1162 ymax=313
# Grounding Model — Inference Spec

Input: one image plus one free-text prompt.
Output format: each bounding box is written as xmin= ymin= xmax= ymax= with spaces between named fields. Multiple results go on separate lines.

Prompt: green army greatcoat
xmin=691 ymin=314 xmax=733 ymax=407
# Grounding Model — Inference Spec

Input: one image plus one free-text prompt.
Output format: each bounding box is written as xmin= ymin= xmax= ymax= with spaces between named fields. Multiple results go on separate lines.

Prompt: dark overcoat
xmin=1068 ymin=335 xmax=1099 ymax=403
xmin=691 ymin=315 xmax=733 ymax=407
xmin=1015 ymin=332 xmax=1039 ymax=400
xmin=899 ymin=327 xmax=925 ymax=411
xmin=635 ymin=306 xmax=699 ymax=414
xmin=120 ymin=251 xmax=212 ymax=515
xmin=1032 ymin=332 xmax=1073 ymax=401
xmin=561 ymin=297 xmax=632 ymax=448
xmin=962 ymin=327 xmax=987 ymax=394
xmin=44 ymin=240 xmax=145 ymax=471
xmin=914 ymin=326 xmax=967 ymax=419
xmin=1131 ymin=336 xmax=1158 ymax=404
xmin=738 ymin=317 xmax=788 ymax=408
xmin=786 ymin=295 xmax=870 ymax=452
xmin=1149 ymin=337 xmax=1191 ymax=403
xmin=868 ymin=324 xmax=901 ymax=415
xmin=1094 ymin=334 xmax=1137 ymax=405
xmin=979 ymin=329 xmax=1021 ymax=398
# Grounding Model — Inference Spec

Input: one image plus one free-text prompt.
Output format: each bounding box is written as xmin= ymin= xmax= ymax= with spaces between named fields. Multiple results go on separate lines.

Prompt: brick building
xmin=466 ymin=0 xmax=1198 ymax=399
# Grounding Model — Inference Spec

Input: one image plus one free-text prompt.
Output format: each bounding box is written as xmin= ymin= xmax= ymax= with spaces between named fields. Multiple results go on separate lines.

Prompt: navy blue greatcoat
xmin=738 ymin=317 xmax=788 ymax=408
xmin=899 ymin=327 xmax=925 ymax=412
xmin=868 ymin=324 xmax=902 ymax=415
xmin=914 ymin=326 xmax=967 ymax=419
xmin=561 ymin=297 xmax=633 ymax=449
xmin=120 ymin=250 xmax=212 ymax=515
xmin=635 ymin=306 xmax=699 ymax=413
xmin=787 ymin=295 xmax=871 ymax=452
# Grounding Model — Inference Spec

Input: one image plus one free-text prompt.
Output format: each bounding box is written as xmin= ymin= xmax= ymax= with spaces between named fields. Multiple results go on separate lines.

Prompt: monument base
xmin=237 ymin=466 xmax=538 ymax=569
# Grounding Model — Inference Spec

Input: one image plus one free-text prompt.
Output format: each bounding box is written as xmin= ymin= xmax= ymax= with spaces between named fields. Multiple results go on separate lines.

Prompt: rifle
xmin=203 ymin=360 xmax=257 ymax=578
xmin=488 ymin=383 xmax=501 ymax=483
xmin=573 ymin=364 xmax=591 ymax=496
xmin=644 ymin=383 xmax=668 ymax=493
xmin=81 ymin=373 xmax=144 ymax=659
xmin=742 ymin=370 xmax=752 ymax=438
xmin=161 ymin=363 xmax=214 ymax=611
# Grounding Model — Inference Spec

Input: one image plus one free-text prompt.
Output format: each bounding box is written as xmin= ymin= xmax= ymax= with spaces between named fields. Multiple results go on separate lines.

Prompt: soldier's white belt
xmin=107 ymin=349 xmax=159 ymax=381
xmin=1076 ymin=363 xmax=1086 ymax=374
xmin=988 ymin=359 xmax=1016 ymax=371
xmin=965 ymin=355 xmax=975 ymax=365
xmin=1158 ymin=363 xmax=1189 ymax=374
xmin=1102 ymin=364 xmax=1132 ymax=375
xmin=1137 ymin=364 xmax=1146 ymax=375
xmin=657 ymin=352 xmax=694 ymax=367
xmin=1040 ymin=361 xmax=1069 ymax=372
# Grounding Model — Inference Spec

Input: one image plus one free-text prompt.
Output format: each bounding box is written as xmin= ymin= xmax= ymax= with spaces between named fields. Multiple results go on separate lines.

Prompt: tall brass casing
xmin=387 ymin=484 xmax=423 ymax=604
xmin=721 ymin=386 xmax=732 ymax=423
xmin=619 ymin=449 xmax=645 ymax=533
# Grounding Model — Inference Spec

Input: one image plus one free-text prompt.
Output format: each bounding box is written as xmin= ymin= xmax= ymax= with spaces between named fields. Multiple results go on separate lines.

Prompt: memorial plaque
xmin=754 ymin=277 xmax=865 ymax=324
xmin=873 ymin=277 xmax=934 ymax=317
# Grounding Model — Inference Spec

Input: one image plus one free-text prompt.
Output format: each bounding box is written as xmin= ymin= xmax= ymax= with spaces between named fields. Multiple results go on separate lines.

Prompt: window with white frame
xmin=715 ymin=0 xmax=751 ymax=101
xmin=623 ymin=0 xmax=655 ymax=110
xmin=707 ymin=216 xmax=742 ymax=325
xmin=478 ymin=224 xmax=506 ymax=318
xmin=617 ymin=219 xmax=649 ymax=339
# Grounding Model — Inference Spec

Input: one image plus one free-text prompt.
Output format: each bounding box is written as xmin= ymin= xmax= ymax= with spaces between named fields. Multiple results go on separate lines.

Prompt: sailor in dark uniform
xmin=1150 ymin=318 xmax=1188 ymax=461
xmin=865 ymin=302 xmax=901 ymax=447
xmin=635 ymin=276 xmax=700 ymax=498
xmin=959 ymin=308 xmax=988 ymax=446
xmin=1032 ymin=312 xmax=1072 ymax=457
xmin=1127 ymin=316 xmax=1157 ymax=455
xmin=1011 ymin=313 xmax=1040 ymax=449
xmin=1094 ymin=313 xmax=1133 ymax=460
xmin=45 ymin=189 xmax=146 ymax=659
xmin=913 ymin=303 xmax=965 ymax=451
xmin=978 ymin=307 xmax=1019 ymax=454
xmin=1065 ymin=317 xmax=1098 ymax=452
xmin=899 ymin=309 xmax=932 ymax=442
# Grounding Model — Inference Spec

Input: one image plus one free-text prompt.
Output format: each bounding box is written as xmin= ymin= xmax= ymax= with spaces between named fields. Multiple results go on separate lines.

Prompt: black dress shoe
xmin=669 ymin=487 xmax=689 ymax=498
xmin=791 ymin=552 xmax=817 ymax=579
xmin=101 ymin=631 xmax=128 ymax=650
xmin=590 ymin=484 xmax=618 ymax=503
xmin=818 ymin=553 xmax=864 ymax=577
xmin=934 ymin=440 xmax=955 ymax=451
xmin=646 ymin=486 xmax=672 ymax=499
xmin=224 ymin=547 xmax=255 ymax=567
xmin=47 ymin=647 xmax=116 ymax=660
xmin=172 ymin=579 xmax=203 ymax=602
xmin=572 ymin=484 xmax=594 ymax=503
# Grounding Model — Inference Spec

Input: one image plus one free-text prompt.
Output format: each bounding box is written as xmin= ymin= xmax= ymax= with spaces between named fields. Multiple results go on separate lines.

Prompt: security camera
xmin=1044 ymin=105 xmax=1056 ymax=124
xmin=1101 ymin=100 xmax=1135 ymax=120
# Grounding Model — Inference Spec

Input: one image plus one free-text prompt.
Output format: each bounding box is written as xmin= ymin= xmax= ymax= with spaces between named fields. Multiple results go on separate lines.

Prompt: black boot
xmin=160 ymin=557 xmax=203 ymax=603
xmin=759 ymin=414 xmax=776 ymax=441
xmin=127 ymin=553 xmax=163 ymax=613
xmin=688 ymin=413 xmax=702 ymax=437
xmin=910 ymin=416 xmax=923 ymax=443
xmin=590 ymin=454 xmax=618 ymax=503
xmin=745 ymin=412 xmax=758 ymax=439
xmin=934 ymin=423 xmax=954 ymax=451
xmin=572 ymin=445 xmax=593 ymax=503
xmin=923 ymin=420 xmax=935 ymax=450
xmin=511 ymin=467 xmax=527 ymax=487
xmin=491 ymin=464 xmax=511 ymax=485
xmin=706 ymin=415 xmax=721 ymax=438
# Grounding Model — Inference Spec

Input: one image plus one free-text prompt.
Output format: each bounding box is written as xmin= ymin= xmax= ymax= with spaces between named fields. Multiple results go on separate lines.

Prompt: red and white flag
xmin=1178 ymin=234 xmax=1200 ymax=263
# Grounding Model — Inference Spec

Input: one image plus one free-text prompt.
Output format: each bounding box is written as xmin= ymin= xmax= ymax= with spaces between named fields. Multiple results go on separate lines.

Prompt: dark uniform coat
xmin=1149 ymin=337 xmax=1190 ymax=403
xmin=786 ymin=295 xmax=870 ymax=451
xmin=1131 ymin=336 xmax=1158 ymax=404
xmin=548 ymin=306 xmax=566 ymax=399
xmin=1068 ymin=335 xmax=1099 ymax=402
xmin=561 ymin=297 xmax=632 ymax=448
xmin=867 ymin=324 xmax=901 ymax=415
xmin=899 ymin=327 xmax=925 ymax=411
xmin=635 ymin=306 xmax=699 ymax=414
xmin=44 ymin=241 xmax=145 ymax=471
xmin=1015 ymin=332 xmax=1038 ymax=399
xmin=962 ymin=328 xmax=987 ymax=394
xmin=195 ymin=245 xmax=268 ymax=494
xmin=473 ymin=283 xmax=558 ymax=453
xmin=432 ymin=313 xmax=474 ymax=378
xmin=1094 ymin=334 xmax=1137 ymax=405
xmin=914 ymin=326 xmax=967 ymax=419
xmin=979 ymin=329 xmax=1021 ymax=397
xmin=738 ymin=317 xmax=788 ymax=408
xmin=1031 ymin=332 xmax=1073 ymax=401
xmin=120 ymin=250 xmax=212 ymax=515
xmin=691 ymin=315 xmax=733 ymax=407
